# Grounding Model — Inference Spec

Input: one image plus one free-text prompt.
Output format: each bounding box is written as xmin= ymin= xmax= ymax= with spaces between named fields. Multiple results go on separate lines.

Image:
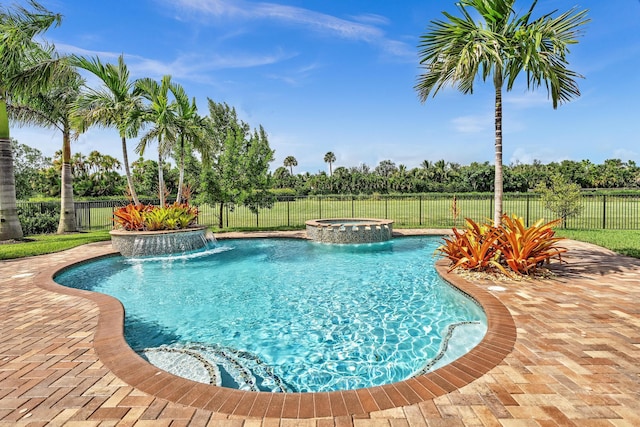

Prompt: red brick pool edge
xmin=37 ymin=233 xmax=515 ymax=419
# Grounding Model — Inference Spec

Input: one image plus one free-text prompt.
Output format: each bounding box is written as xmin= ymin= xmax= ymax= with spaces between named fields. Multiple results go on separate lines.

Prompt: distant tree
xmin=324 ymin=151 xmax=336 ymax=176
xmin=535 ymin=173 xmax=583 ymax=227
xmin=11 ymin=140 xmax=51 ymax=199
xmin=283 ymin=155 xmax=298 ymax=175
xmin=416 ymin=0 xmax=589 ymax=226
xmin=374 ymin=160 xmax=397 ymax=177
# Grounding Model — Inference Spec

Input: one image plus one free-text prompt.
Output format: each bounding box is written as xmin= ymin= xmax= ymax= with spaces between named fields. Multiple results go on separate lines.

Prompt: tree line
xmin=14 ymin=138 xmax=640 ymax=201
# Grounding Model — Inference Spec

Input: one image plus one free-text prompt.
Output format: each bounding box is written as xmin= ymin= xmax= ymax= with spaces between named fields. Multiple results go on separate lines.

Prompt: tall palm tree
xmin=135 ymin=75 xmax=177 ymax=206
xmin=9 ymin=60 xmax=83 ymax=233
xmin=283 ymin=155 xmax=298 ymax=175
xmin=170 ymin=82 xmax=208 ymax=204
xmin=415 ymin=0 xmax=588 ymax=226
xmin=324 ymin=151 xmax=336 ymax=176
xmin=71 ymin=54 xmax=143 ymax=205
xmin=0 ymin=0 xmax=61 ymax=240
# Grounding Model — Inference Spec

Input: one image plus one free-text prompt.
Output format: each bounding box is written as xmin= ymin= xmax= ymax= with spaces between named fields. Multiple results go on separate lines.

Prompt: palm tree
xmin=9 ymin=61 xmax=83 ymax=233
xmin=71 ymin=54 xmax=143 ymax=205
xmin=283 ymin=155 xmax=298 ymax=175
xmin=135 ymin=75 xmax=177 ymax=206
xmin=0 ymin=0 xmax=61 ymax=240
xmin=170 ymin=82 xmax=208 ymax=204
xmin=324 ymin=151 xmax=336 ymax=176
xmin=415 ymin=0 xmax=588 ymax=226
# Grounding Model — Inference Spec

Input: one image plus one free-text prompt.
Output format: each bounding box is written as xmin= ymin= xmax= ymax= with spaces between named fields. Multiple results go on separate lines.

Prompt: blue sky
xmin=11 ymin=0 xmax=640 ymax=174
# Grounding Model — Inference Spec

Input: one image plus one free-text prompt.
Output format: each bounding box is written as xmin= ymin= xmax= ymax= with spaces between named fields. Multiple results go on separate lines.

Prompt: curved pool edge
xmin=38 ymin=235 xmax=516 ymax=419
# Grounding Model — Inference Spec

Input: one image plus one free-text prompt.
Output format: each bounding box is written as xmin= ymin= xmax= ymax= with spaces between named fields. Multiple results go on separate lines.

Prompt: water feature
xmin=306 ymin=218 xmax=394 ymax=244
xmin=110 ymin=226 xmax=214 ymax=257
xmin=55 ymin=236 xmax=487 ymax=393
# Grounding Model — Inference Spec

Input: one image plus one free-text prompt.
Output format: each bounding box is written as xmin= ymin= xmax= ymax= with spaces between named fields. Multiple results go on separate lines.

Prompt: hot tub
xmin=305 ymin=218 xmax=394 ymax=244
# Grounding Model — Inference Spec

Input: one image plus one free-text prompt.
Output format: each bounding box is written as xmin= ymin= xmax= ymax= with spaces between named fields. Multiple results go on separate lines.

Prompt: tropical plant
xmin=0 ymin=0 xmax=61 ymax=240
xmin=416 ymin=0 xmax=589 ymax=226
xmin=113 ymin=203 xmax=152 ymax=231
xmin=134 ymin=75 xmax=177 ymax=206
xmin=9 ymin=61 xmax=83 ymax=233
xmin=170 ymin=82 xmax=208 ymax=204
xmin=71 ymin=54 xmax=144 ymax=205
xmin=437 ymin=218 xmax=507 ymax=275
xmin=113 ymin=202 xmax=198 ymax=232
xmin=437 ymin=214 xmax=567 ymax=276
xmin=498 ymin=215 xmax=566 ymax=275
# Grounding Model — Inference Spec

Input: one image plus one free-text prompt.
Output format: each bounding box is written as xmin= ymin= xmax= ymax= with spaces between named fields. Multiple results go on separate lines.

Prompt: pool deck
xmin=1 ymin=230 xmax=639 ymax=426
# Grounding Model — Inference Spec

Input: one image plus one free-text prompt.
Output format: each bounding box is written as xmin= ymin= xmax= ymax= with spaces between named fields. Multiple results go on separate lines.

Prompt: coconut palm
xmin=283 ymin=155 xmax=298 ymax=175
xmin=0 ymin=0 xmax=61 ymax=240
xmin=169 ymin=82 xmax=208 ymax=203
xmin=71 ymin=54 xmax=143 ymax=205
xmin=324 ymin=151 xmax=336 ymax=176
xmin=134 ymin=75 xmax=177 ymax=206
xmin=9 ymin=61 xmax=83 ymax=233
xmin=415 ymin=0 xmax=588 ymax=226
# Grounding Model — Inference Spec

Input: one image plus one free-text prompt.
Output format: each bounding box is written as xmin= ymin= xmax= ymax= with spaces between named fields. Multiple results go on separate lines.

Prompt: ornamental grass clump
xmin=113 ymin=203 xmax=198 ymax=231
xmin=437 ymin=215 xmax=567 ymax=276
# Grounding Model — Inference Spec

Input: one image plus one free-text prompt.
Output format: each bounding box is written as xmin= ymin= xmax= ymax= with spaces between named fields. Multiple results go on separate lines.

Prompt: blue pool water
xmin=55 ymin=237 xmax=486 ymax=392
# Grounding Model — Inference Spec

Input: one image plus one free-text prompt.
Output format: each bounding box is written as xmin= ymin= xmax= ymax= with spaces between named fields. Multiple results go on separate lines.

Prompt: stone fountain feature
xmin=110 ymin=226 xmax=213 ymax=257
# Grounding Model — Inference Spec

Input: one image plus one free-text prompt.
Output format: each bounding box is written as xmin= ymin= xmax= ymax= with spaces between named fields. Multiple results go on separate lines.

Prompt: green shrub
xmin=17 ymin=203 xmax=60 ymax=235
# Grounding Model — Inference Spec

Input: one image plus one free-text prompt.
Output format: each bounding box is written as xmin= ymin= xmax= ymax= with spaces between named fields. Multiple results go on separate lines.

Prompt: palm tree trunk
xmin=57 ymin=128 xmax=77 ymax=233
xmin=176 ymin=137 xmax=184 ymax=204
xmin=493 ymin=72 xmax=504 ymax=227
xmin=0 ymin=99 xmax=24 ymax=240
xmin=218 ymin=202 xmax=224 ymax=229
xmin=121 ymin=136 xmax=140 ymax=205
xmin=158 ymin=148 xmax=166 ymax=206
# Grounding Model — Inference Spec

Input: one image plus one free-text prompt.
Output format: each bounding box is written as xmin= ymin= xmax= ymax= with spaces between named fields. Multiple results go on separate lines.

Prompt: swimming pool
xmin=55 ymin=236 xmax=487 ymax=393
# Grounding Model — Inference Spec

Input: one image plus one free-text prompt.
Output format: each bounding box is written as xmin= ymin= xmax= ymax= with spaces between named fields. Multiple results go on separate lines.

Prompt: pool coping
xmin=37 ymin=231 xmax=516 ymax=419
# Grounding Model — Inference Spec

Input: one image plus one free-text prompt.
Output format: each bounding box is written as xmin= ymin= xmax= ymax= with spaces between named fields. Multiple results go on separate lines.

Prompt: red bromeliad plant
xmin=437 ymin=215 xmax=566 ymax=276
xmin=498 ymin=215 xmax=567 ymax=275
xmin=113 ymin=202 xmax=199 ymax=231
xmin=437 ymin=218 xmax=509 ymax=275
xmin=113 ymin=203 xmax=153 ymax=231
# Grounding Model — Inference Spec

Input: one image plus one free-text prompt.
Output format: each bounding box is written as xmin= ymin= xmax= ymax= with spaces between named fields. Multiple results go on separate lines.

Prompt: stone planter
xmin=110 ymin=226 xmax=211 ymax=257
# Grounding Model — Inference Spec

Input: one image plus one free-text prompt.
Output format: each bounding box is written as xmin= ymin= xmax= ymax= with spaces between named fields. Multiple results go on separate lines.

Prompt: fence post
xmin=385 ymin=197 xmax=388 ymax=219
xmin=419 ymin=195 xmax=423 ymax=226
xmin=287 ymin=198 xmax=290 ymax=227
xmin=352 ymin=196 xmax=355 ymax=218
xmin=318 ymin=197 xmax=322 ymax=218
xmin=602 ymin=195 xmax=607 ymax=229
xmin=526 ymin=194 xmax=530 ymax=227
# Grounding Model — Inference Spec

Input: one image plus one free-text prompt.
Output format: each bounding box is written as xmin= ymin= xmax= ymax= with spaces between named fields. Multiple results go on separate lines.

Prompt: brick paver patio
xmin=1 ymin=231 xmax=638 ymax=426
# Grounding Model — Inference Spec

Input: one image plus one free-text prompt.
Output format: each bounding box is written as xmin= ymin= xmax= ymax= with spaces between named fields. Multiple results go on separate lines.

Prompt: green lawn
xmin=0 ymin=230 xmax=111 ymax=260
xmin=555 ymin=229 xmax=640 ymax=259
xmin=1 ymin=227 xmax=638 ymax=260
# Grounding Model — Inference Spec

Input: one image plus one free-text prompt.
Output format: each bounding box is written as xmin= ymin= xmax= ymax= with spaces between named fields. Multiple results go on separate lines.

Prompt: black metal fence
xmin=17 ymin=193 xmax=640 ymax=231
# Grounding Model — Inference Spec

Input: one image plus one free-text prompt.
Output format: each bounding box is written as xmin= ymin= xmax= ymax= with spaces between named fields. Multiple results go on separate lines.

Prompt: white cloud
xmin=158 ymin=0 xmax=412 ymax=58
xmin=451 ymin=114 xmax=492 ymax=134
